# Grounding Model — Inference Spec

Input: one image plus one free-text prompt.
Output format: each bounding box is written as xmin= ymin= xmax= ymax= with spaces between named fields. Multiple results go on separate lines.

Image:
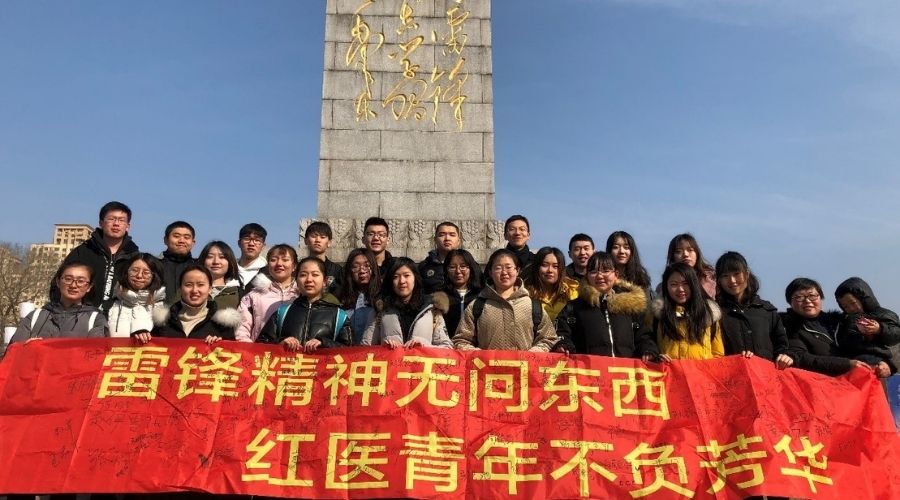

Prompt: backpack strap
xmin=530 ymin=298 xmax=543 ymax=337
xmin=334 ymin=308 xmax=348 ymax=340
xmin=471 ymin=296 xmax=486 ymax=348
xmin=275 ymin=303 xmax=292 ymax=337
xmin=88 ymin=311 xmax=98 ymax=331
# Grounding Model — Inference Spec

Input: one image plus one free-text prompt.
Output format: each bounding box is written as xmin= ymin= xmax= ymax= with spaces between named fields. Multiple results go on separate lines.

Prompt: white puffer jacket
xmin=107 ymin=287 xmax=167 ymax=337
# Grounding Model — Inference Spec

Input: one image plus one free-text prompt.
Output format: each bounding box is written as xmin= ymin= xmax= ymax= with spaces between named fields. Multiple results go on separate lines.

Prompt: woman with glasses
xmin=453 ymin=249 xmax=557 ymax=351
xmin=441 ymin=249 xmax=482 ymax=337
xmin=337 ymin=248 xmax=381 ymax=344
xmin=106 ymin=253 xmax=166 ymax=337
xmin=782 ymin=277 xmax=867 ymax=376
xmin=10 ymin=261 xmax=108 ymax=343
xmin=553 ymin=252 xmax=653 ymax=357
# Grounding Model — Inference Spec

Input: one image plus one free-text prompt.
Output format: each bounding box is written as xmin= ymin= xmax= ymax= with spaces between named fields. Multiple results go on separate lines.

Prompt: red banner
xmin=0 ymin=338 xmax=898 ymax=499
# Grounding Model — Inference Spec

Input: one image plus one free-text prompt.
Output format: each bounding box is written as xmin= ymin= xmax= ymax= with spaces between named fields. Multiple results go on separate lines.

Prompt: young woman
xmin=235 ymin=244 xmax=300 ymax=342
xmin=11 ymin=261 xmax=108 ymax=343
xmin=782 ymin=277 xmax=865 ymax=376
xmin=606 ymin=231 xmax=652 ymax=292
xmin=453 ymin=249 xmax=557 ymax=351
xmin=833 ymin=277 xmax=900 ymax=378
xmin=554 ymin=252 xmax=651 ymax=357
xmin=336 ymin=248 xmax=381 ymax=344
xmin=644 ymin=262 xmax=723 ymax=361
xmin=257 ymin=257 xmax=351 ymax=351
xmin=715 ymin=251 xmax=793 ymax=369
xmin=441 ymin=249 xmax=482 ymax=338
xmin=135 ymin=264 xmax=240 ymax=344
xmin=524 ymin=247 xmax=579 ymax=322
xmin=362 ymin=258 xmax=453 ymax=348
xmin=665 ymin=233 xmax=716 ymax=299
xmin=106 ymin=253 xmax=166 ymax=337
xmin=199 ymin=240 xmax=241 ymax=309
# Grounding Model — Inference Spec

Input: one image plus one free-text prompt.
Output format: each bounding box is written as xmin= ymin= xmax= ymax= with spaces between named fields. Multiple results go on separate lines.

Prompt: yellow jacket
xmin=649 ymin=299 xmax=724 ymax=360
xmin=528 ymin=276 xmax=580 ymax=320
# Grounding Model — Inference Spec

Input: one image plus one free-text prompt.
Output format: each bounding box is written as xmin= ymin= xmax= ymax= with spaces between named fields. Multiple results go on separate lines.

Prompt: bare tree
xmin=0 ymin=242 xmax=58 ymax=327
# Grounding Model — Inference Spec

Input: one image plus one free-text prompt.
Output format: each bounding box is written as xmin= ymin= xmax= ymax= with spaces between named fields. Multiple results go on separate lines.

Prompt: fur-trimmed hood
xmin=578 ymin=279 xmax=646 ymax=316
xmin=649 ymin=297 xmax=722 ymax=325
xmin=152 ymin=302 xmax=242 ymax=328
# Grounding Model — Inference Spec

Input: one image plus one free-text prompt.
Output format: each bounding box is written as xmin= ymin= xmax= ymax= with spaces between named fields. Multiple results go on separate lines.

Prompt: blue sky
xmin=2 ymin=0 xmax=899 ymax=309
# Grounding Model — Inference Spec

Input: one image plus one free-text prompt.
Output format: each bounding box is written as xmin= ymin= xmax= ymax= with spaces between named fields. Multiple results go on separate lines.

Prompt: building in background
xmin=30 ymin=224 xmax=92 ymax=262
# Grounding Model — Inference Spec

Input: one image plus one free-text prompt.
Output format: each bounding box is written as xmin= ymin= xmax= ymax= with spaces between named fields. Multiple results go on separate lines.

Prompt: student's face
xmin=238 ymin=233 xmax=265 ymax=260
xmin=298 ymin=261 xmax=325 ymax=299
xmin=434 ymin=225 xmax=461 ymax=253
xmin=305 ymin=232 xmax=331 ymax=255
xmin=267 ymin=252 xmax=296 ymax=283
xmin=719 ymin=269 xmax=749 ymax=300
xmin=165 ymin=228 xmax=195 ymax=256
xmin=505 ymin=220 xmax=529 ymax=248
xmin=447 ymin=255 xmax=471 ymax=289
xmin=587 ymin=266 xmax=617 ymax=294
xmin=667 ymin=272 xmax=691 ymax=306
xmin=610 ymin=237 xmax=631 ymax=266
xmin=351 ymin=255 xmax=371 ymax=286
xmin=127 ymin=259 xmax=153 ymax=291
xmin=790 ymin=287 xmax=822 ymax=319
xmin=673 ymin=241 xmax=697 ymax=268
xmin=569 ymin=240 xmax=594 ymax=269
xmin=181 ymin=270 xmax=211 ymax=307
xmin=837 ymin=293 xmax=864 ymax=315
xmin=539 ymin=253 xmax=560 ymax=286
xmin=57 ymin=265 xmax=92 ymax=303
xmin=100 ymin=210 xmax=130 ymax=240
xmin=362 ymin=225 xmax=389 ymax=254
xmin=392 ymin=266 xmax=416 ymax=302
xmin=204 ymin=247 xmax=229 ymax=280
xmin=490 ymin=256 xmax=518 ymax=291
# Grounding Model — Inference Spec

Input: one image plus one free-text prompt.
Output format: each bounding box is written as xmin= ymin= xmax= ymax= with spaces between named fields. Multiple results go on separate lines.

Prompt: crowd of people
xmin=7 ymin=200 xmax=900 ymax=382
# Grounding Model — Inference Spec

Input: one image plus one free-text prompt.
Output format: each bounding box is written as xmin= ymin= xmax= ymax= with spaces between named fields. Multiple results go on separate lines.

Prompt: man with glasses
xmin=51 ymin=201 xmax=140 ymax=311
xmin=361 ymin=217 xmax=396 ymax=278
xmin=237 ymin=223 xmax=268 ymax=294
xmin=418 ymin=221 xmax=461 ymax=294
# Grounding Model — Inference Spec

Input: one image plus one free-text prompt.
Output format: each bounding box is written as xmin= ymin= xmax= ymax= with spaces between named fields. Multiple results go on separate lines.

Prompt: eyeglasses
xmin=103 ymin=216 xmax=128 ymax=224
xmin=128 ymin=270 xmax=152 ymax=278
xmin=240 ymin=236 xmax=264 ymax=244
xmin=351 ymin=264 xmax=371 ymax=272
xmin=448 ymin=265 xmax=470 ymax=272
xmin=587 ymin=269 xmax=616 ymax=276
xmin=491 ymin=265 xmax=516 ymax=273
xmin=365 ymin=231 xmax=388 ymax=239
xmin=791 ymin=293 xmax=820 ymax=303
xmin=61 ymin=276 xmax=90 ymax=287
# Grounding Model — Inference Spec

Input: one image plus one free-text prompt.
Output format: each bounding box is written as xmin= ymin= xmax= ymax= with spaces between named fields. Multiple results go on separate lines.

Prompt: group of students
xmin=8 ymin=201 xmax=900 ymax=382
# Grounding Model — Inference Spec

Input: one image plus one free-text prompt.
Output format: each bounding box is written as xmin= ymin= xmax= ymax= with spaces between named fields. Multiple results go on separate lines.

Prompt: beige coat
xmin=453 ymin=280 xmax=557 ymax=351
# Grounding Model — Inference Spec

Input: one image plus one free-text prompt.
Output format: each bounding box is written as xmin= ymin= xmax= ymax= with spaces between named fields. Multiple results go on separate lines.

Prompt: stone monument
xmin=300 ymin=0 xmax=502 ymax=263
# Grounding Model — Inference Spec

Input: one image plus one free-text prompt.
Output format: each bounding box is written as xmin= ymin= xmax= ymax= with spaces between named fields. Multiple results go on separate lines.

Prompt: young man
xmin=504 ymin=214 xmax=534 ymax=272
xmin=160 ymin=221 xmax=197 ymax=304
xmin=418 ymin=221 xmax=461 ymax=294
xmin=304 ymin=221 xmax=343 ymax=295
xmin=566 ymin=233 xmax=594 ymax=283
xmin=237 ymin=223 xmax=267 ymax=294
xmin=362 ymin=217 xmax=395 ymax=278
xmin=52 ymin=201 xmax=140 ymax=310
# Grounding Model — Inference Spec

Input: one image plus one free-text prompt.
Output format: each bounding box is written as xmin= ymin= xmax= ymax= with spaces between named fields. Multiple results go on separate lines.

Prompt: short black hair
xmin=568 ymin=233 xmax=594 ymax=251
xmin=165 ymin=220 xmax=195 ymax=239
xmin=504 ymin=214 xmax=530 ymax=233
xmin=239 ymin=223 xmax=267 ymax=240
xmin=364 ymin=217 xmax=390 ymax=235
xmin=785 ymin=277 xmax=824 ymax=304
xmin=99 ymin=201 xmax=132 ymax=223
xmin=434 ymin=221 xmax=460 ymax=237
xmin=305 ymin=221 xmax=333 ymax=239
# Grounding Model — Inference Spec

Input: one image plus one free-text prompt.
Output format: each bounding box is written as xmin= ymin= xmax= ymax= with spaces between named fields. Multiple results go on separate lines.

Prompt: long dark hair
xmin=337 ymin=248 xmax=381 ymax=309
xmin=715 ymin=251 xmax=760 ymax=306
xmin=199 ymin=241 xmax=239 ymax=282
xmin=660 ymin=263 xmax=714 ymax=344
xmin=666 ymin=233 xmax=713 ymax=278
xmin=442 ymin=249 xmax=482 ymax=292
xmin=525 ymin=247 xmax=566 ymax=299
xmin=382 ymin=257 xmax=425 ymax=311
xmin=116 ymin=253 xmax=165 ymax=301
xmin=606 ymin=231 xmax=651 ymax=289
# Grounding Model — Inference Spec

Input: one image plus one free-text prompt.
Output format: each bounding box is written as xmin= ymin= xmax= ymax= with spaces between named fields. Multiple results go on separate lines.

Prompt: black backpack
xmin=470 ymin=296 xmax=543 ymax=347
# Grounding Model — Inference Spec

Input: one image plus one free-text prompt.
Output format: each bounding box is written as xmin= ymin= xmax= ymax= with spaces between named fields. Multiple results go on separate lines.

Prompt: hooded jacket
xmin=256 ymin=295 xmax=351 ymax=347
xmin=453 ymin=280 xmax=558 ymax=352
xmin=150 ymin=301 xmax=240 ymax=340
xmin=107 ymin=286 xmax=166 ymax=337
xmin=361 ymin=292 xmax=453 ymax=348
xmin=718 ymin=295 xmax=791 ymax=361
xmin=527 ymin=276 xmax=580 ymax=321
xmin=159 ymin=250 xmax=195 ymax=305
xmin=649 ymin=298 xmax=724 ymax=360
xmin=834 ymin=277 xmax=900 ymax=371
xmin=11 ymin=302 xmax=108 ymax=343
xmin=235 ymin=273 xmax=300 ymax=342
xmin=555 ymin=280 xmax=653 ymax=358
xmin=50 ymin=228 xmax=140 ymax=309
xmin=782 ymin=310 xmax=855 ymax=376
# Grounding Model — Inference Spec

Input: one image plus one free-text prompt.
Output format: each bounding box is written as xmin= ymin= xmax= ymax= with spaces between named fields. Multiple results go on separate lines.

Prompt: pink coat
xmin=235 ymin=274 xmax=300 ymax=342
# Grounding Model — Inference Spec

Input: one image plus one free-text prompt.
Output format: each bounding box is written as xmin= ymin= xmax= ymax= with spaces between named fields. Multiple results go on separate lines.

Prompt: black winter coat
xmin=506 ymin=244 xmax=534 ymax=273
xmin=150 ymin=301 xmax=239 ymax=340
xmin=324 ymin=258 xmax=344 ymax=296
xmin=159 ymin=250 xmax=195 ymax=305
xmin=51 ymin=229 xmax=140 ymax=310
xmin=834 ymin=277 xmax=900 ymax=372
xmin=782 ymin=310 xmax=854 ymax=376
xmin=718 ymin=295 xmax=790 ymax=361
xmin=257 ymin=296 xmax=351 ymax=347
xmin=554 ymin=280 xmax=653 ymax=358
xmin=443 ymin=287 xmax=481 ymax=337
xmin=418 ymin=250 xmax=446 ymax=295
